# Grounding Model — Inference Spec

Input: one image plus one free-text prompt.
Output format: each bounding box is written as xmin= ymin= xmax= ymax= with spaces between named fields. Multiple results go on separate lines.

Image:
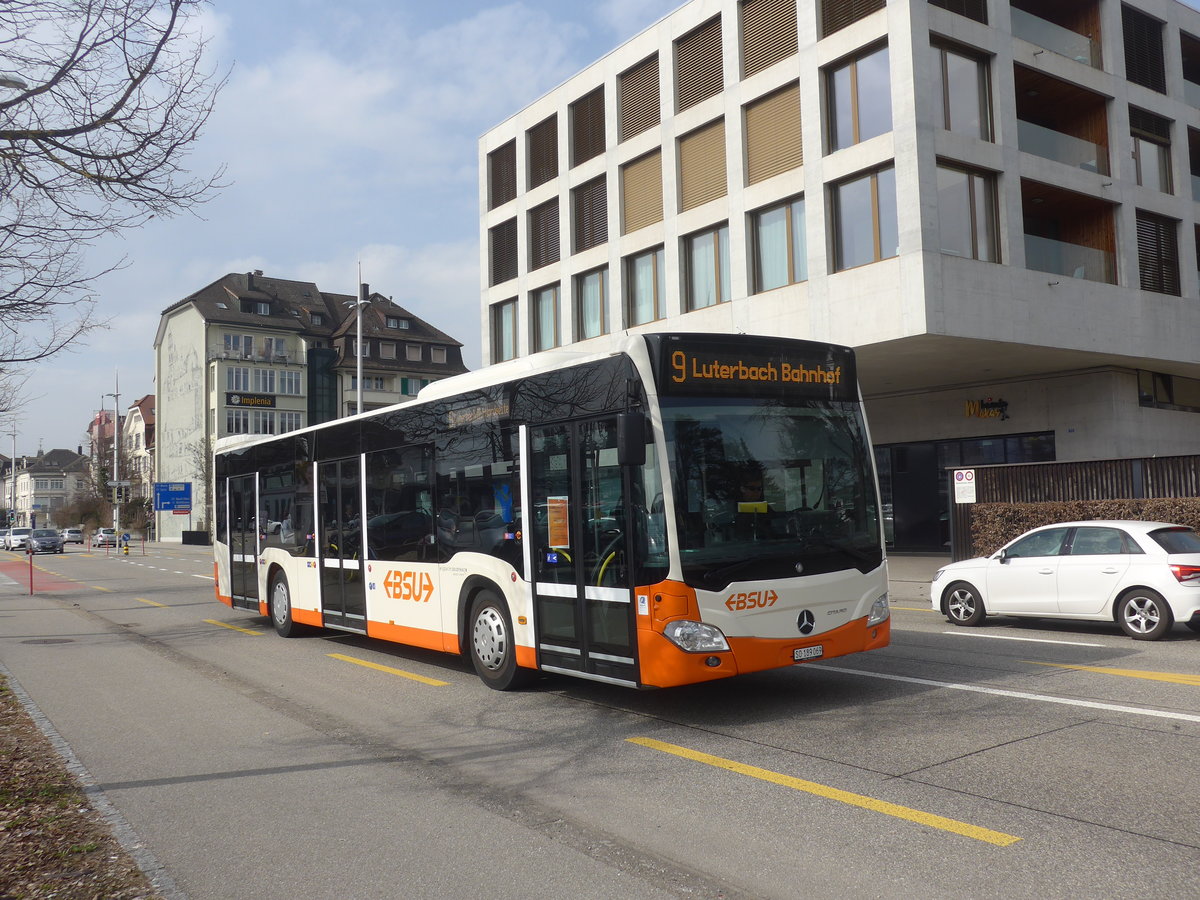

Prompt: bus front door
xmin=228 ymin=474 xmax=259 ymax=610
xmin=317 ymin=457 xmax=366 ymax=630
xmin=529 ymin=418 xmax=638 ymax=686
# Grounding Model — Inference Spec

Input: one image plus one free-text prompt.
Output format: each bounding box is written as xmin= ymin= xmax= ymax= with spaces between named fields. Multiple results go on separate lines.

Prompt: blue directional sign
xmin=153 ymin=481 xmax=192 ymax=512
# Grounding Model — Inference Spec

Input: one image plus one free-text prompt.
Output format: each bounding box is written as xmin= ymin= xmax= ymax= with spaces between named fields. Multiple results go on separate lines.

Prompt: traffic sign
xmin=153 ymin=481 xmax=192 ymax=512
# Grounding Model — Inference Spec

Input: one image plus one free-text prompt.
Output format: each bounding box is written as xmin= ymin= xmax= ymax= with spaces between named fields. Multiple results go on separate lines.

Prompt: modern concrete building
xmin=154 ymin=272 xmax=469 ymax=542
xmin=478 ymin=0 xmax=1200 ymax=550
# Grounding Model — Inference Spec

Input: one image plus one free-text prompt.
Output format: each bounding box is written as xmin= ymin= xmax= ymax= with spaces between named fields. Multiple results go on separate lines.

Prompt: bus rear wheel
xmin=469 ymin=590 xmax=535 ymax=691
xmin=270 ymin=571 xmax=303 ymax=637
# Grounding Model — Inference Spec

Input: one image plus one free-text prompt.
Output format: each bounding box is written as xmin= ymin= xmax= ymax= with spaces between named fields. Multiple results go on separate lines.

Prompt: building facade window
xmin=626 ymin=246 xmax=665 ymax=326
xmin=279 ymin=370 xmax=302 ymax=395
xmin=1135 ymin=209 xmax=1180 ymax=295
xmin=224 ymin=334 xmax=253 ymax=357
xmin=741 ymin=0 xmax=798 ymax=77
xmin=380 ymin=342 xmax=396 ymax=359
xmin=489 ymin=218 xmax=518 ymax=286
xmin=832 ymin=166 xmax=898 ymax=271
xmin=487 ymin=139 xmax=517 ymax=210
xmin=1138 ymin=370 xmax=1200 ymax=412
xmin=570 ymin=86 xmax=605 ymax=167
xmin=310 ymin=312 xmax=324 ymax=325
xmin=527 ymin=114 xmax=558 ymax=189
xmin=227 ymin=367 xmax=250 ymax=391
xmin=936 ymin=165 xmax=998 ymax=262
xmin=685 ymin=224 xmax=731 ymax=310
xmin=745 ymin=83 xmax=802 ymax=186
xmin=621 ymin=150 xmax=663 ymax=234
xmin=226 ymin=409 xmax=249 ymax=434
xmin=1123 ymin=5 xmax=1166 ymax=94
xmin=752 ymin=196 xmax=807 ymax=292
xmin=821 ymin=0 xmax=885 ymax=38
xmin=432 ymin=346 xmax=447 ymax=364
xmin=935 ymin=43 xmax=992 ymax=141
xmin=575 ymin=269 xmax=608 ymax=340
xmin=385 ymin=315 xmax=408 ymax=329
xmin=676 ymin=16 xmax=723 ymax=112
xmin=528 ymin=198 xmax=560 ymax=271
xmin=1130 ymin=108 xmax=1172 ymax=193
xmin=532 ymin=284 xmax=560 ymax=352
xmin=929 ymin=0 xmax=986 ymax=23
xmin=251 ymin=410 xmax=275 ymax=435
xmin=827 ymin=44 xmax=891 ymax=152
xmin=279 ymin=411 xmax=303 ymax=432
xmin=573 ymin=176 xmax=608 ymax=253
xmin=252 ymin=368 xmax=276 ymax=394
xmin=492 ymin=299 xmax=518 ymax=361
xmin=405 ymin=344 xmax=422 ymax=362
xmin=618 ymin=54 xmax=660 ymax=141
xmin=679 ymin=119 xmax=727 ymax=211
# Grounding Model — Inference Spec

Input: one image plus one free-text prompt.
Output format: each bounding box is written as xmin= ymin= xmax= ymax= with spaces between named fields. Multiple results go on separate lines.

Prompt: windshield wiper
xmin=700 ymin=557 xmax=769 ymax=586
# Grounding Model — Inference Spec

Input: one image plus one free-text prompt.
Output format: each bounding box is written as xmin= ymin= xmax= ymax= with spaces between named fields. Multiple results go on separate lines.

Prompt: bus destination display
xmin=656 ymin=338 xmax=857 ymax=401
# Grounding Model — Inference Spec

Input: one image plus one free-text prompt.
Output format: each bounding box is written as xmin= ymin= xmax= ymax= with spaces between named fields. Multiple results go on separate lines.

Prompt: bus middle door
xmin=528 ymin=417 xmax=638 ymax=687
xmin=317 ymin=456 xmax=367 ymax=630
xmin=227 ymin=473 xmax=260 ymax=610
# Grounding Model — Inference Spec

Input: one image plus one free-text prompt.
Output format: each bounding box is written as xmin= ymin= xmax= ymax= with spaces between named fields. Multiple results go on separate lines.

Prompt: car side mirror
xmin=997 ymin=548 xmax=1009 ymax=564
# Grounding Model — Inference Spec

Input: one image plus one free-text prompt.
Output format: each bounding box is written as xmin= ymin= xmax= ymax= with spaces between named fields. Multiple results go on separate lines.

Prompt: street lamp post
xmin=105 ymin=375 xmax=121 ymax=534
xmin=345 ymin=282 xmax=369 ymax=416
xmin=6 ymin=430 xmax=16 ymax=527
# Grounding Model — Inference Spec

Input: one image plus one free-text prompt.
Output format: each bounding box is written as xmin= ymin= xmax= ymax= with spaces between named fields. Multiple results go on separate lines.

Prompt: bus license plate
xmin=793 ymin=645 xmax=823 ymax=662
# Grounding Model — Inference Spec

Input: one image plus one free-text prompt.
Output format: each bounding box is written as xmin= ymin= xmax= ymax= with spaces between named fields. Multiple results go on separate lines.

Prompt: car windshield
xmin=12 ymin=528 xmax=30 ymax=536
xmin=1149 ymin=527 xmax=1200 ymax=554
xmin=661 ymin=396 xmax=882 ymax=588
xmin=32 ymin=529 xmax=57 ymax=537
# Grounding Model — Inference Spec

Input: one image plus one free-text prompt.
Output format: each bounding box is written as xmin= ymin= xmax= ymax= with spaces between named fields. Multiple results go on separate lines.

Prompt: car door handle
xmin=1101 ymin=567 xmax=1120 ymax=574
xmin=1038 ymin=568 xmax=1053 ymax=575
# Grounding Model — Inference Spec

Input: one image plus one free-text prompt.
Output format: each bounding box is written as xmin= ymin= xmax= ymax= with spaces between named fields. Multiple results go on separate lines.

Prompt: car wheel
xmin=468 ymin=589 xmax=535 ymax=691
xmin=944 ymin=581 xmax=986 ymax=626
xmin=270 ymin=571 xmax=304 ymax=638
xmin=1117 ymin=589 xmax=1173 ymax=640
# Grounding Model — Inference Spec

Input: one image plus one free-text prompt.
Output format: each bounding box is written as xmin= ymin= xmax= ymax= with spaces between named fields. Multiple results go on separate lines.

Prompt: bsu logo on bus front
xmin=384 ymin=569 xmax=434 ymax=603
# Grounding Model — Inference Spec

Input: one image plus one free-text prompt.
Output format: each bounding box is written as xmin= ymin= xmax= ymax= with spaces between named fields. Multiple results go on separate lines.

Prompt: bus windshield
xmin=661 ymin=397 xmax=882 ymax=588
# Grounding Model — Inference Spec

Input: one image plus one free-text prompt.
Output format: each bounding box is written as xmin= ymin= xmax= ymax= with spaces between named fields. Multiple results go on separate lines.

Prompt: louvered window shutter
xmin=528 ymin=115 xmax=559 ymax=189
xmin=621 ymin=151 xmax=664 ymax=234
xmin=528 ymin=199 xmax=560 ymax=271
xmin=573 ymin=177 xmax=608 ymax=253
xmin=571 ymin=86 xmax=606 ymax=167
xmin=679 ymin=120 xmax=727 ymax=211
xmin=619 ymin=56 xmax=660 ymax=141
xmin=742 ymin=0 xmax=797 ymax=77
xmin=676 ymin=17 xmax=724 ymax=112
xmin=745 ymin=84 xmax=802 ymax=185
xmin=487 ymin=140 xmax=516 ymax=210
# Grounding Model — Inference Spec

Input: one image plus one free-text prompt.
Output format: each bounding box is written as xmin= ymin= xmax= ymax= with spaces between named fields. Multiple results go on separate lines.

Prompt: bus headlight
xmin=866 ymin=593 xmax=890 ymax=626
xmin=664 ymin=620 xmax=730 ymax=653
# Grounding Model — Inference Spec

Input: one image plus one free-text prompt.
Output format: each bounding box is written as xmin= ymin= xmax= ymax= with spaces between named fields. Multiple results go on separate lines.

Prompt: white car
xmin=61 ymin=527 xmax=84 ymax=544
xmin=91 ymin=528 xmax=118 ymax=547
xmin=5 ymin=527 xmax=32 ymax=551
xmin=932 ymin=521 xmax=1200 ymax=641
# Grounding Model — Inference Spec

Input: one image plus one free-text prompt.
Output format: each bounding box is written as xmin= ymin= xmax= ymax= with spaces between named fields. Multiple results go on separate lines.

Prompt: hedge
xmin=969 ymin=499 xmax=1200 ymax=558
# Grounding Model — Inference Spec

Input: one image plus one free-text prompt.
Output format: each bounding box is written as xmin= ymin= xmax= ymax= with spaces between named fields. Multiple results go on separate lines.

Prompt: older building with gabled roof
xmin=153 ymin=271 xmax=469 ymax=541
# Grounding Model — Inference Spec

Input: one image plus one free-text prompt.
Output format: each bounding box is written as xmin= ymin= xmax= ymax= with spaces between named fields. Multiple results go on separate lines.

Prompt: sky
xmin=7 ymin=0 xmax=682 ymax=457
xmin=9 ymin=0 xmax=1200 ymax=457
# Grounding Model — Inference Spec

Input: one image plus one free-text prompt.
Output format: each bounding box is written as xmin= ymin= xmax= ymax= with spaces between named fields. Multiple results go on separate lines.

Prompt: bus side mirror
xmin=617 ymin=412 xmax=647 ymax=467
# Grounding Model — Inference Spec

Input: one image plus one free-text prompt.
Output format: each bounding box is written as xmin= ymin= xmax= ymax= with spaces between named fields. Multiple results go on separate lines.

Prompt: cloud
xmin=592 ymin=0 xmax=683 ymax=38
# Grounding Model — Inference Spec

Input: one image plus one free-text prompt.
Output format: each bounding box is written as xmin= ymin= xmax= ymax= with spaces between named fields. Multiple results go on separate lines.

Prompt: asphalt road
xmin=1 ymin=545 xmax=1198 ymax=899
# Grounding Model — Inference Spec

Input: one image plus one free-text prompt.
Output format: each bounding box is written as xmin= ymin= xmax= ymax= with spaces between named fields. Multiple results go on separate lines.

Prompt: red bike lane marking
xmin=0 ymin=559 xmax=80 ymax=592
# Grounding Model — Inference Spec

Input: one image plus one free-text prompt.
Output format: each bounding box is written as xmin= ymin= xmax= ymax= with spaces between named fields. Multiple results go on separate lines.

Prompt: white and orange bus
xmin=213 ymin=332 xmax=890 ymax=689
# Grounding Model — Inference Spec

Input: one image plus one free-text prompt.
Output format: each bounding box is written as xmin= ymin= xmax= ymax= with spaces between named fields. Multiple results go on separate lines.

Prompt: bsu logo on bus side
xmin=384 ymin=569 xmax=434 ymax=603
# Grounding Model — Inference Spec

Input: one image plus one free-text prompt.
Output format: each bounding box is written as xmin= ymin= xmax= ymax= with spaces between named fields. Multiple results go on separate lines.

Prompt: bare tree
xmin=0 ymin=0 xmax=225 ymax=369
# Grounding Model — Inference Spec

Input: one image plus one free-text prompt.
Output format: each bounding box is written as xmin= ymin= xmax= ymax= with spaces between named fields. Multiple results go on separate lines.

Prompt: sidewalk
xmin=887 ymin=552 xmax=949 ymax=606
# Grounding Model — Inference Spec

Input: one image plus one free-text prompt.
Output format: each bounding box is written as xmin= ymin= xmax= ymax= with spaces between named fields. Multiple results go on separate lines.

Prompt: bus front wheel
xmin=270 ymin=571 xmax=302 ymax=637
xmin=468 ymin=590 xmax=535 ymax=691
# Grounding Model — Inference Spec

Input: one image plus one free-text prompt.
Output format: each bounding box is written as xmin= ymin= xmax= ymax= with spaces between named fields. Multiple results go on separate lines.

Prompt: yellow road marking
xmin=92 ymin=586 xmax=113 ymax=592
xmin=1026 ymin=660 xmax=1200 ymax=687
xmin=892 ymin=605 xmax=936 ymax=612
xmin=205 ymin=619 xmax=263 ymax=635
xmin=136 ymin=597 xmax=167 ymax=608
xmin=627 ymin=737 xmax=1020 ymax=847
xmin=327 ymin=653 xmax=449 ymax=686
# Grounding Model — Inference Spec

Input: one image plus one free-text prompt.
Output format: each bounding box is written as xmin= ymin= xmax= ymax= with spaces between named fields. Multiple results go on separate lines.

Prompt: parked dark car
xmin=28 ymin=528 xmax=64 ymax=554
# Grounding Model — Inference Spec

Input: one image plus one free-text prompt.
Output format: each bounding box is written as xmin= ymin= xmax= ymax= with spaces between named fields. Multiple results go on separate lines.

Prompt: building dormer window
xmin=431 ymin=346 xmax=447 ymax=364
xmin=311 ymin=312 xmax=325 ymax=325
xmin=386 ymin=316 xmax=409 ymax=329
xmin=405 ymin=344 xmax=422 ymax=362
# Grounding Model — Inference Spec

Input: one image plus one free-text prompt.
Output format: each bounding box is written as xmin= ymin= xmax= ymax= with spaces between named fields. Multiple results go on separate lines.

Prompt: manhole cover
xmin=21 ymin=638 xmax=75 ymax=645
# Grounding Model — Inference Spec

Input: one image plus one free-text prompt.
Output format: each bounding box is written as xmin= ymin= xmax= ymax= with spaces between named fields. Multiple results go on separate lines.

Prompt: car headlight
xmin=663 ymin=620 xmax=730 ymax=653
xmin=932 ymin=567 xmax=948 ymax=582
xmin=867 ymin=592 xmax=890 ymax=626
